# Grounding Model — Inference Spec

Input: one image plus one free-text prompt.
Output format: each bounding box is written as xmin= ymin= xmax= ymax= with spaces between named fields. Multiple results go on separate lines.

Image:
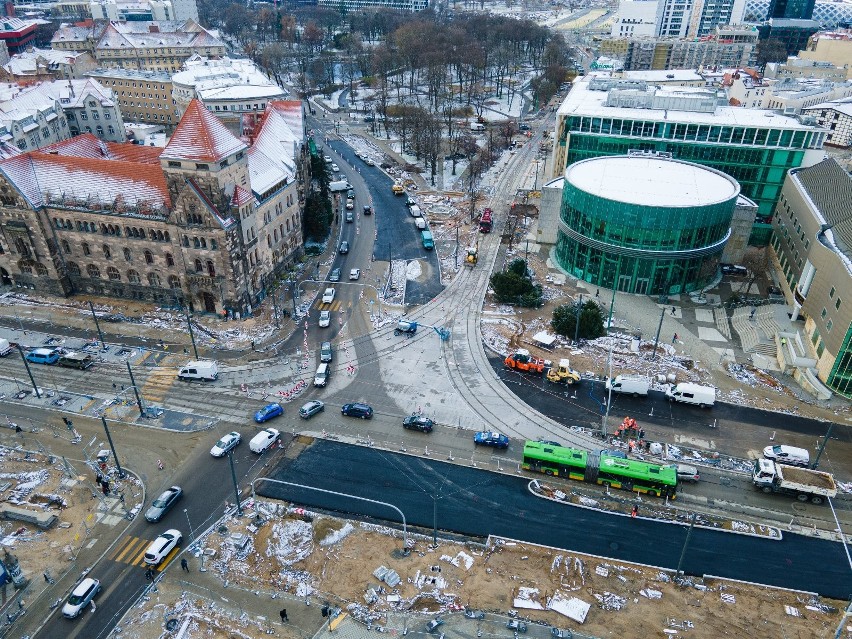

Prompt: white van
xmin=177 ymin=360 xmax=219 ymax=381
xmin=470 ymin=122 xmax=485 ymax=132
xmin=409 ymin=205 xmax=423 ymax=218
xmin=414 ymin=217 xmax=427 ymax=231
xmin=605 ymin=374 xmax=649 ymax=397
xmin=0 ymin=338 xmax=11 ymax=356
xmin=763 ymin=444 xmax=810 ymax=467
xmin=665 ymin=382 xmax=715 ymax=407
xmin=313 ymin=363 xmax=330 ymax=387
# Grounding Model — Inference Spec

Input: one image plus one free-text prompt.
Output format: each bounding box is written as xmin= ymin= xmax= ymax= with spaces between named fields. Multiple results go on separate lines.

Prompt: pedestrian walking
xmin=672 ymin=333 xmax=678 ymax=343
xmin=750 ymin=307 xmax=757 ymax=320
xmin=101 ymin=482 xmax=109 ymax=495
xmin=280 ymin=609 xmax=288 ymax=623
xmin=181 ymin=558 xmax=189 ymax=572
xmin=595 ymin=289 xmax=600 ymax=298
xmin=670 ymin=306 xmax=676 ymax=315
xmin=14 ymin=424 xmax=22 ymax=434
xmin=145 ymin=568 xmax=155 ymax=581
xmin=631 ymin=505 xmax=638 ymax=518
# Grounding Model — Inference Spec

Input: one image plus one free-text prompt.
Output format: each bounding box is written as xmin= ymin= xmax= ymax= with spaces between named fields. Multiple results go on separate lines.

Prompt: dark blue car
xmin=473 ymin=431 xmax=509 ymax=449
xmin=254 ymin=403 xmax=284 ymax=423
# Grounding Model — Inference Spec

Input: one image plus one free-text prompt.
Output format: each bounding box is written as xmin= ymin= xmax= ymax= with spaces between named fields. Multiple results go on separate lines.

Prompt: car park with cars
xmin=254 ymin=403 xmax=283 ymax=423
xmin=210 ymin=431 xmax=241 ymax=457
xmin=145 ymin=486 xmax=182 ymax=522
xmin=144 ymin=529 xmax=182 ymax=565
xmin=62 ymin=578 xmax=101 ymax=618
xmin=319 ymin=310 xmax=331 ymax=327
xmin=342 ymin=403 xmax=373 ymax=419
xmin=473 ymin=431 xmax=510 ymax=449
xmin=299 ymin=400 xmax=325 ymax=419
xmin=403 ymin=415 xmax=434 ymax=432
xmin=249 ymin=427 xmax=280 ymax=453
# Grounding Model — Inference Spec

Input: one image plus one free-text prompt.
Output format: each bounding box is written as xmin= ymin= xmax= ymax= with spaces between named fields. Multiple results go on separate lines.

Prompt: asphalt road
xmin=261 ymin=439 xmax=852 ymax=600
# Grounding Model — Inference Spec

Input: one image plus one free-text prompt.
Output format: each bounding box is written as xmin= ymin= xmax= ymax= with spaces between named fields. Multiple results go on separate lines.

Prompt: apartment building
xmin=86 ymin=67 xmax=176 ymax=128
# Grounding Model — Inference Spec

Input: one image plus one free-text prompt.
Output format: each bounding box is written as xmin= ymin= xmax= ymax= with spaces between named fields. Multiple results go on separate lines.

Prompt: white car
xmin=249 ymin=427 xmax=280 ymax=453
xmin=62 ymin=577 xmax=101 ymax=618
xmin=319 ymin=310 xmax=331 ymax=327
xmin=322 ymin=288 xmax=336 ymax=304
xmin=144 ymin=529 xmax=182 ymax=565
xmin=349 ymin=268 xmax=361 ymax=280
xmin=331 ymin=163 xmax=339 ymax=172
xmin=346 ymin=199 xmax=354 ymax=210
xmin=210 ymin=431 xmax=241 ymax=457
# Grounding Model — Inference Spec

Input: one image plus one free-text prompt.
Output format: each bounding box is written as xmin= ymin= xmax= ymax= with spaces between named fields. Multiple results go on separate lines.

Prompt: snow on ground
xmin=266 ymin=519 xmax=313 ymax=565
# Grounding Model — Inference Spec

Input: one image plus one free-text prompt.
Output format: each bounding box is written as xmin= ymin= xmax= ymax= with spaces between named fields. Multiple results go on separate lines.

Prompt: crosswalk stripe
xmin=113 ymin=537 xmax=145 ymax=563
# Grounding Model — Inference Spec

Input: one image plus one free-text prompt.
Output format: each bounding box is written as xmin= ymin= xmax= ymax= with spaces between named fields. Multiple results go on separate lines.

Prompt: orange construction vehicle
xmin=504 ymin=348 xmax=548 ymax=373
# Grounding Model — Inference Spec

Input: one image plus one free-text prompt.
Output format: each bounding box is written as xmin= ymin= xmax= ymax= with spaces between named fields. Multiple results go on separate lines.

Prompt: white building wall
xmin=612 ymin=0 xmax=659 ymax=37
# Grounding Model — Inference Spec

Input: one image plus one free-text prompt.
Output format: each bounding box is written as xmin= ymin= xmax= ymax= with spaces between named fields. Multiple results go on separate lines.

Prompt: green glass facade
xmin=560 ymin=117 xmax=817 ymax=224
xmin=826 ymin=323 xmax=852 ymax=398
xmin=555 ymin=158 xmax=739 ymax=296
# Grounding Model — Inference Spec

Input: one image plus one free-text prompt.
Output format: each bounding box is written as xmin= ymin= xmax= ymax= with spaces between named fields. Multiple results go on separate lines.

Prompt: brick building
xmin=0 ymin=98 xmax=307 ymax=316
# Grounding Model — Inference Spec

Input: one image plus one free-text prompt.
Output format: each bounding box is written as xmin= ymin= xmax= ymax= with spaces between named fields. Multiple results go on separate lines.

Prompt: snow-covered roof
xmin=3 ymin=79 xmax=116 ymax=111
xmin=247 ymin=100 xmax=303 ymax=196
xmin=43 ymin=133 xmax=163 ymax=164
xmin=172 ymin=57 xmax=285 ymax=103
xmin=620 ymin=69 xmax=703 ymax=82
xmin=565 ymin=155 xmax=740 ymax=207
xmin=161 ymin=98 xmax=246 ymax=162
xmin=96 ymin=20 xmax=224 ymax=51
xmin=804 ymin=96 xmax=852 ymax=117
xmin=3 ymin=47 xmax=89 ymax=76
xmin=51 ymin=25 xmax=93 ymax=43
xmin=198 ymin=85 xmax=285 ymax=102
xmin=0 ymin=148 xmax=170 ymax=211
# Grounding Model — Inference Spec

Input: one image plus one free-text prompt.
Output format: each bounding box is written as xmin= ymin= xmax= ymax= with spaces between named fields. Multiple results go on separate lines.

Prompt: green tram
xmin=521 ymin=440 xmax=678 ymax=499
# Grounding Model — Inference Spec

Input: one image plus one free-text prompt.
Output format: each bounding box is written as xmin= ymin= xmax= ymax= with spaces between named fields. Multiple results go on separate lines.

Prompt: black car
xmin=339 ymin=241 xmax=349 ymax=254
xmin=403 ymin=415 xmax=434 ymax=432
xmin=363 ymin=205 xmax=372 ymax=215
xmin=721 ymin=263 xmax=748 ymax=276
xmin=342 ymin=403 xmax=373 ymax=419
xmin=519 ymin=124 xmax=531 ymax=131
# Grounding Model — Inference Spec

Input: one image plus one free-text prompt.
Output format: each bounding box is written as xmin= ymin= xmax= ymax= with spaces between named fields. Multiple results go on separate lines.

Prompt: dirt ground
xmin=120 ymin=508 xmax=845 ymax=639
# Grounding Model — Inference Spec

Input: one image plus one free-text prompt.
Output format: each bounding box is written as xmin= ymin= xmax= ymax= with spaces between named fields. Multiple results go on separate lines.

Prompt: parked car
xmin=345 ymin=210 xmax=354 ymax=222
xmin=320 ymin=341 xmax=333 ymax=362
xmin=339 ymin=241 xmax=349 ymax=254
xmin=329 ymin=268 xmax=341 ymax=282
xmin=144 ymin=529 xmax=182 ymax=565
xmin=62 ymin=578 xmax=101 ymax=618
xmin=473 ymin=431 xmax=509 ymax=449
xmin=365 ymin=157 xmax=375 ymax=166
xmin=210 ymin=431 xmax=241 ymax=457
xmin=331 ymin=163 xmax=339 ymax=172
xmin=346 ymin=189 xmax=355 ymax=199
xmin=551 ymin=629 xmax=573 ymax=638
xmin=254 ymin=403 xmax=283 ymax=423
xmin=299 ymin=400 xmax=325 ymax=419
xmin=349 ymin=268 xmax=361 ymax=280
xmin=346 ymin=199 xmax=354 ymax=210
xmin=322 ymin=288 xmax=336 ymax=304
xmin=342 ymin=403 xmax=373 ymax=419
xmin=363 ymin=205 xmax=372 ymax=215
xmin=721 ymin=263 xmax=748 ymax=276
xmin=519 ymin=123 xmax=531 ymax=131
xmin=464 ymin=610 xmax=485 ymax=620
xmin=145 ymin=486 xmax=182 ymax=522
xmin=319 ymin=310 xmax=331 ymax=327
xmin=403 ymin=415 xmax=434 ymax=432
xmin=506 ymin=620 xmax=527 ymax=633
xmin=426 ymin=618 xmax=444 ymax=633
xmin=250 ymin=427 xmax=280 ymax=453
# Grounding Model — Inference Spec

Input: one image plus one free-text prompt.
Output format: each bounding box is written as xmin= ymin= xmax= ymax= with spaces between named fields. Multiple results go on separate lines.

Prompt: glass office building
xmin=555 ymin=155 xmax=740 ymax=296
xmin=552 ymin=78 xmax=826 ymax=243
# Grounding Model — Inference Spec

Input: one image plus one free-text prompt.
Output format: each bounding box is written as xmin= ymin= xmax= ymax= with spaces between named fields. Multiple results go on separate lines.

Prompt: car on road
xmin=363 ymin=205 xmax=372 ymax=215
xmin=473 ymin=431 xmax=509 ymax=449
xmin=145 ymin=485 xmax=182 ymax=522
xmin=551 ymin=629 xmax=572 ymax=638
xmin=254 ymin=402 xmax=283 ymax=423
xmin=329 ymin=268 xmax=341 ymax=282
xmin=426 ymin=618 xmax=444 ymax=633
xmin=345 ymin=210 xmax=354 ymax=222
xmin=506 ymin=620 xmax=527 ymax=633
xmin=331 ymin=163 xmax=339 ymax=172
xmin=210 ymin=431 xmax=241 ymax=457
xmin=720 ymin=263 xmax=748 ymax=276
xmin=320 ymin=341 xmax=333 ymax=362
xmin=323 ymin=155 xmax=332 ymax=163
xmin=319 ymin=310 xmax=331 ymax=327
xmin=144 ymin=529 xmax=182 ymax=565
xmin=403 ymin=415 xmax=434 ymax=432
xmin=322 ymin=288 xmax=336 ymax=304
xmin=62 ymin=577 xmax=101 ymax=618
xmin=365 ymin=157 xmax=375 ymax=166
xmin=249 ymin=427 xmax=280 ymax=453
xmin=519 ymin=123 xmax=531 ymax=131
xmin=339 ymin=241 xmax=349 ymax=254
xmin=673 ymin=463 xmax=700 ymax=483
xmin=364 ymin=115 xmax=375 ymax=122
xmin=349 ymin=268 xmax=361 ymax=280
xmin=346 ymin=189 xmax=355 ymax=199
xmin=342 ymin=402 xmax=373 ymax=419
xmin=346 ymin=199 xmax=354 ymax=210
xmin=299 ymin=400 xmax=325 ymax=419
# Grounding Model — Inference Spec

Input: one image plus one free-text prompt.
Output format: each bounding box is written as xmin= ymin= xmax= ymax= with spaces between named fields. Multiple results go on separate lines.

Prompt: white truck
xmin=329 ymin=180 xmax=351 ymax=193
xmin=0 ymin=337 xmax=11 ymax=357
xmin=177 ymin=360 xmax=219 ymax=381
xmin=752 ymin=458 xmax=837 ymax=505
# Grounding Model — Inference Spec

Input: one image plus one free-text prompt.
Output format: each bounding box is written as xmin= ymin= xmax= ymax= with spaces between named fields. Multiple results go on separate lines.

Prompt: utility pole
xmin=100 ymin=415 xmax=125 ymax=478
xmin=126 ymin=361 xmax=144 ymax=418
xmin=16 ymin=344 xmax=41 ymax=399
xmin=227 ymin=449 xmax=243 ymax=516
xmin=652 ymin=306 xmax=665 ymax=359
xmin=88 ymin=301 xmax=107 ymax=351
xmin=676 ymin=513 xmax=698 ymax=576
xmin=812 ymin=422 xmax=834 ymax=470
xmin=573 ymin=295 xmax=582 ymax=345
xmin=185 ymin=308 xmax=199 ymax=359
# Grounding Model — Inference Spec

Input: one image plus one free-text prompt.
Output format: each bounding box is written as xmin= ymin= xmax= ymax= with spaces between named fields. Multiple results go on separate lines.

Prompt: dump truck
xmin=545 ymin=358 xmax=581 ymax=384
xmin=392 ymin=181 xmax=405 ymax=195
xmin=479 ymin=208 xmax=493 ymax=233
xmin=504 ymin=348 xmax=548 ymax=373
xmin=752 ymin=458 xmax=837 ymax=505
xmin=464 ymin=245 xmax=478 ymax=267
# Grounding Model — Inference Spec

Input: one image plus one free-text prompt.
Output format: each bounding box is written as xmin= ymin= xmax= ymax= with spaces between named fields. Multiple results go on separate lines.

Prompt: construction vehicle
xmin=479 ymin=208 xmax=493 ymax=233
xmin=504 ymin=348 xmax=548 ymax=373
xmin=464 ymin=245 xmax=478 ymax=267
xmin=394 ymin=320 xmax=418 ymax=337
xmin=545 ymin=358 xmax=581 ymax=384
xmin=392 ymin=181 xmax=405 ymax=195
xmin=752 ymin=459 xmax=837 ymax=504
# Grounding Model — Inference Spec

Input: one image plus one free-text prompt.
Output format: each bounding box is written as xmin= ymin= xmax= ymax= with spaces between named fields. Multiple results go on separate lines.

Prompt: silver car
xmin=145 ymin=485 xmax=182 ymax=522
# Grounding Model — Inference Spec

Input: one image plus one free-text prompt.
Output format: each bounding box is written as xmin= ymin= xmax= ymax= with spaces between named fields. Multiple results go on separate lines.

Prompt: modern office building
xmin=550 ymin=76 xmax=826 ymax=243
xmin=768 ymin=0 xmax=814 ymax=19
xmin=554 ymin=153 xmax=740 ymax=296
xmin=757 ymin=19 xmax=821 ymax=57
xmin=769 ymin=158 xmax=852 ymax=397
xmin=742 ymin=0 xmax=852 ymax=27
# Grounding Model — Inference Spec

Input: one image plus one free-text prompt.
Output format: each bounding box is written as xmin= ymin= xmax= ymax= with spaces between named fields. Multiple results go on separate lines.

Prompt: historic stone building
xmin=0 ymin=98 xmax=307 ymax=316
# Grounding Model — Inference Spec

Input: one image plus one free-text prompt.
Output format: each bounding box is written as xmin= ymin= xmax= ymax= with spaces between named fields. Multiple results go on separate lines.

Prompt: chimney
xmin=149 ymin=24 xmax=159 ymax=33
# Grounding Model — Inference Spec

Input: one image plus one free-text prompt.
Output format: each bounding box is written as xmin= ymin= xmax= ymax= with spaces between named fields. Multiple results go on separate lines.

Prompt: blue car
xmin=473 ymin=431 xmax=509 ymax=449
xmin=254 ymin=403 xmax=283 ymax=423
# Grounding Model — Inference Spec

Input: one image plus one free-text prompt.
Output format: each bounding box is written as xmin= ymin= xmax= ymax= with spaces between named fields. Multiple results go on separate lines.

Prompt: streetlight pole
xmin=676 ymin=513 xmax=698 ymax=576
xmin=15 ymin=344 xmax=41 ymax=399
xmin=88 ymin=301 xmax=107 ymax=351
xmin=125 ymin=361 xmax=144 ymax=417
xmin=185 ymin=308 xmax=199 ymax=359
xmin=226 ymin=449 xmax=243 ymax=516
xmin=573 ymin=295 xmax=583 ymax=345
xmin=184 ymin=508 xmax=196 ymax=546
xmin=812 ymin=422 xmax=834 ymax=470
xmin=99 ymin=414 xmax=125 ymax=478
xmin=652 ymin=306 xmax=666 ymax=360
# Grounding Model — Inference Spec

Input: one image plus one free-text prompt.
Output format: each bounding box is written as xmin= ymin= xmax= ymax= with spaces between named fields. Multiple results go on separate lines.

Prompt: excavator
xmin=545 ymin=358 xmax=581 ymax=385
xmin=504 ymin=348 xmax=548 ymax=374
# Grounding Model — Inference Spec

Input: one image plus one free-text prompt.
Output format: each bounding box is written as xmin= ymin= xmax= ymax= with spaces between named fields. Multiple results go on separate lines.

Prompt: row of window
xmin=63 ymin=261 xmax=215 ymax=281
xmin=68 ymin=110 xmax=111 ymax=122
xmin=52 ymin=219 xmax=218 ymax=249
xmin=61 ymin=240 xmax=220 ymax=265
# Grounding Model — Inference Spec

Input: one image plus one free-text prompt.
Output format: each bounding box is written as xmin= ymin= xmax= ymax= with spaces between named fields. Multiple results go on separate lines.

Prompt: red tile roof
xmin=162 ymin=98 xmax=246 ymax=163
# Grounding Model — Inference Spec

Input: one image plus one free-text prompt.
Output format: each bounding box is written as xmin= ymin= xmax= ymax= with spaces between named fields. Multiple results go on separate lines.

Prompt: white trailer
xmin=752 ymin=458 xmax=837 ymax=504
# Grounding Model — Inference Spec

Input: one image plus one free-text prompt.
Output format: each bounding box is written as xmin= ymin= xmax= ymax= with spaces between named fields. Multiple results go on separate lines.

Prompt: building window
xmin=168 ymin=275 xmax=180 ymax=289
xmin=127 ymin=269 xmax=140 ymax=283
xmin=827 ymin=319 xmax=833 ymax=332
xmin=107 ymin=266 xmax=120 ymax=280
xmin=206 ymin=260 xmax=215 ymax=277
xmin=103 ymin=244 xmax=111 ymax=259
xmin=168 ymin=161 xmax=181 ymax=168
xmin=96 ymin=126 xmax=104 ymax=136
xmin=165 ymin=253 xmax=174 ymax=266
xmin=830 ymin=287 xmax=835 ymax=298
xmin=144 ymin=250 xmax=153 ymax=264
xmin=82 ymin=242 xmax=91 ymax=256
xmin=92 ymin=111 xmax=100 ymax=120
xmin=67 ymin=261 xmax=80 ymax=276
xmin=194 ymin=258 xmax=202 ymax=272
xmin=86 ymin=264 xmax=101 ymax=278
xmin=148 ymin=272 xmax=161 ymax=287
xmin=836 ymin=298 xmax=842 ymax=310
xmin=61 ymin=240 xmax=71 ymax=253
